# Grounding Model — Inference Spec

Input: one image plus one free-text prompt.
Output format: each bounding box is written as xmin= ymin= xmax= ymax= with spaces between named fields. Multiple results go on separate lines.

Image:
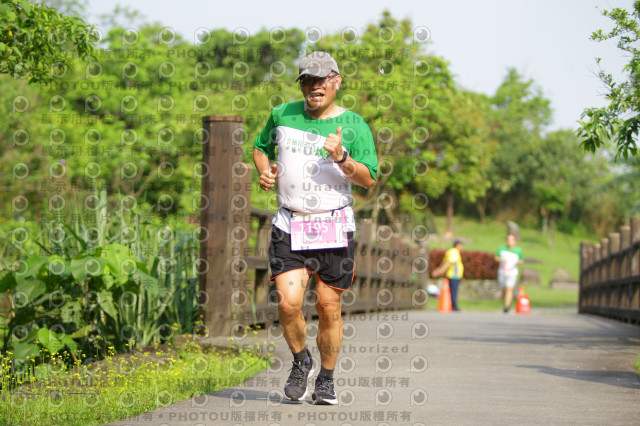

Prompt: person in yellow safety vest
xmin=433 ymin=240 xmax=464 ymax=311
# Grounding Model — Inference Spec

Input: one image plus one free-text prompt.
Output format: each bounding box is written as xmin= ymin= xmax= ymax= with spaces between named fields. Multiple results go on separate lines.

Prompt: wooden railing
xmin=199 ymin=115 xmax=429 ymax=336
xmin=579 ymin=217 xmax=640 ymax=324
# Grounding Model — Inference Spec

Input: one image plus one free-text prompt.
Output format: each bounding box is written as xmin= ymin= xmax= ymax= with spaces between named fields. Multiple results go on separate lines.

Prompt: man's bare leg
xmin=312 ymin=280 xmax=343 ymax=405
xmin=504 ymin=287 xmax=514 ymax=311
xmin=315 ymin=281 xmax=343 ymax=369
xmin=276 ymin=268 xmax=314 ymax=401
xmin=276 ymin=268 xmax=312 ymax=353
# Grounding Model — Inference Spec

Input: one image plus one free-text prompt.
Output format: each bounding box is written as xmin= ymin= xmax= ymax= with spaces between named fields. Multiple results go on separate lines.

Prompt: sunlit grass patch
xmin=0 ymin=339 xmax=271 ymax=425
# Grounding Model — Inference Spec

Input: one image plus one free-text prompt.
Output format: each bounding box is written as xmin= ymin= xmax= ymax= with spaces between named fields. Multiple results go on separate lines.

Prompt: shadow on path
xmin=210 ymin=387 xmax=314 ymax=405
xmin=446 ymin=318 xmax=640 ymax=349
xmin=520 ymin=365 xmax=640 ymax=389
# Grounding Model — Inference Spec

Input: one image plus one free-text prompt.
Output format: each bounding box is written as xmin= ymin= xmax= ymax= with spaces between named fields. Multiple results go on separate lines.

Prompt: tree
xmin=482 ymin=68 xmax=552 ymax=219
xmin=578 ymin=1 xmax=640 ymax=159
xmin=526 ymin=131 xmax=593 ymax=247
xmin=0 ymin=0 xmax=98 ymax=83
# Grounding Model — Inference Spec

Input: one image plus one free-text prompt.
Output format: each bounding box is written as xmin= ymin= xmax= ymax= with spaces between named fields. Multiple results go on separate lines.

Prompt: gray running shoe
xmin=312 ymin=375 xmax=338 ymax=405
xmin=284 ymin=356 xmax=314 ymax=401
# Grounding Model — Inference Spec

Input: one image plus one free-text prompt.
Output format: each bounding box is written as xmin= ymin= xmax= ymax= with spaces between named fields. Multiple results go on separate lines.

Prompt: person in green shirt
xmin=495 ymin=234 xmax=524 ymax=313
xmin=433 ymin=240 xmax=464 ymax=311
xmin=253 ymin=51 xmax=378 ymax=405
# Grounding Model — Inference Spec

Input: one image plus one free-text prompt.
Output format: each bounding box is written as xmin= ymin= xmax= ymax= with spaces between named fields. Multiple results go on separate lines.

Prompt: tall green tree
xmin=578 ymin=1 xmax=640 ymax=159
xmin=482 ymin=68 xmax=552 ymax=219
xmin=526 ymin=130 xmax=595 ymax=246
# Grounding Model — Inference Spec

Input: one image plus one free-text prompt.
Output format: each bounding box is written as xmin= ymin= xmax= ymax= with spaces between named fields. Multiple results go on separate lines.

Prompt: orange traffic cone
xmin=438 ymin=279 xmax=452 ymax=313
xmin=516 ymin=285 xmax=531 ymax=314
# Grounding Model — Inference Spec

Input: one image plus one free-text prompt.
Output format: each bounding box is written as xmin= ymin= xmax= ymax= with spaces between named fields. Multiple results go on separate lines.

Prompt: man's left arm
xmin=324 ymin=126 xmax=376 ymax=189
xmin=337 ymin=156 xmax=376 ymax=189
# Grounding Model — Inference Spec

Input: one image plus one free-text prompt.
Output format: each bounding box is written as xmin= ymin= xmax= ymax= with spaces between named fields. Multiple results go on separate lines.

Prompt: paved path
xmin=109 ymin=309 xmax=640 ymax=426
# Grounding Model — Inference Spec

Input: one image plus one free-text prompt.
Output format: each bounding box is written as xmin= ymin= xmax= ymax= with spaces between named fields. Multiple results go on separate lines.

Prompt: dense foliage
xmin=579 ymin=1 xmax=640 ymax=160
xmin=0 ymin=0 xmax=98 ymax=82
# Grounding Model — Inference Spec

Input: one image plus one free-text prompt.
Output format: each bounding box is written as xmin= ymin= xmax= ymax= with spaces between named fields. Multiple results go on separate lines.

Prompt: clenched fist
xmin=324 ymin=126 xmax=345 ymax=163
xmin=259 ymin=163 xmax=278 ymax=191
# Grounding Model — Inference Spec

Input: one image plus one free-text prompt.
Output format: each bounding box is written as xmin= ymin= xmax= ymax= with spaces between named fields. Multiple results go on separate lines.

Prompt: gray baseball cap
xmin=295 ymin=51 xmax=340 ymax=82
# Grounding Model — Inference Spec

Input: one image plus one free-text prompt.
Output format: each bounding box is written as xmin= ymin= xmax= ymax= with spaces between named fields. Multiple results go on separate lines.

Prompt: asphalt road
xmin=109 ymin=309 xmax=640 ymax=426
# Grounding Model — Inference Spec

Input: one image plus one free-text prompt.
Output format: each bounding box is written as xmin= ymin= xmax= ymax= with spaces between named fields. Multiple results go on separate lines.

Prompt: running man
xmin=495 ymin=234 xmax=524 ymax=312
xmin=253 ymin=51 xmax=378 ymax=404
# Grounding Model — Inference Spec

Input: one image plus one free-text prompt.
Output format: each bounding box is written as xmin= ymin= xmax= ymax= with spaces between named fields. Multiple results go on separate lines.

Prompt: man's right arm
xmin=254 ymin=148 xmax=269 ymax=175
xmin=254 ymin=148 xmax=277 ymax=191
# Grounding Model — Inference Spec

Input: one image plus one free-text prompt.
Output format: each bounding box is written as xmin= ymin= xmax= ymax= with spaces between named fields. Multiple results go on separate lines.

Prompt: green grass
xmin=458 ymin=287 xmax=579 ymax=312
xmin=0 ymin=339 xmax=270 ymax=425
xmin=430 ymin=215 xmax=597 ymax=286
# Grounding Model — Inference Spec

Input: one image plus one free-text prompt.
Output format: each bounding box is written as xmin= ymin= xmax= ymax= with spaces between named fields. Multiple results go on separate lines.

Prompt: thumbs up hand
xmin=324 ymin=126 xmax=345 ymax=163
xmin=259 ymin=163 xmax=278 ymax=191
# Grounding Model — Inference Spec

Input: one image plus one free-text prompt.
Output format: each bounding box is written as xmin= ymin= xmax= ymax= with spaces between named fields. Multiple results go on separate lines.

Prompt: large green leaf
xmin=134 ymin=269 xmax=159 ymax=297
xmin=37 ymin=327 xmax=64 ymax=355
xmin=103 ymin=243 xmax=136 ymax=285
xmin=14 ymin=277 xmax=46 ymax=303
xmin=70 ymin=256 xmax=106 ymax=282
xmin=97 ymin=290 xmax=117 ymax=319
xmin=60 ymin=334 xmax=78 ymax=356
xmin=19 ymin=0 xmax=33 ymax=15
xmin=69 ymin=324 xmax=93 ymax=339
xmin=60 ymin=299 xmax=82 ymax=324
xmin=24 ymin=255 xmax=48 ymax=278
xmin=12 ymin=341 xmax=39 ymax=361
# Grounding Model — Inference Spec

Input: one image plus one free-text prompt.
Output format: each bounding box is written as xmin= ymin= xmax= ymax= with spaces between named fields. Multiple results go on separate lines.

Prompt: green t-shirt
xmin=254 ymin=101 xmax=378 ymax=178
xmin=495 ymin=245 xmax=523 ymax=275
xmin=254 ymin=101 xmax=378 ymax=213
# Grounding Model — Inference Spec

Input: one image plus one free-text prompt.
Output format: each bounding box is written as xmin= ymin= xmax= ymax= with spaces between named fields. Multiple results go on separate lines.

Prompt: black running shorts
xmin=268 ymin=226 xmax=356 ymax=291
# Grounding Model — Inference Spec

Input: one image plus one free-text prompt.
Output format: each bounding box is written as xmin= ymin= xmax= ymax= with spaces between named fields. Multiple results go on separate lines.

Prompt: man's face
xmin=300 ymin=73 xmax=342 ymax=112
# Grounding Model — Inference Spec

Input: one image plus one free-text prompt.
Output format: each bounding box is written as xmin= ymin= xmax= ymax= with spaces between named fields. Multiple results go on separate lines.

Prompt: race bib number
xmin=290 ymin=210 xmax=348 ymax=251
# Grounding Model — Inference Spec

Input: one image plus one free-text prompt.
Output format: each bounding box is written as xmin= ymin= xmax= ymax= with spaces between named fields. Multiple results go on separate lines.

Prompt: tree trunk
xmin=445 ymin=188 xmax=454 ymax=237
xmin=371 ymin=198 xmax=380 ymax=243
xmin=548 ymin=212 xmax=556 ymax=249
xmin=541 ymin=206 xmax=548 ymax=235
xmin=476 ymin=197 xmax=487 ymax=224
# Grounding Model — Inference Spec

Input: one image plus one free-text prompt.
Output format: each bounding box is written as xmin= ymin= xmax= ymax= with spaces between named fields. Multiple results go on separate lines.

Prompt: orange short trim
xmin=314 ymin=261 xmax=356 ymax=292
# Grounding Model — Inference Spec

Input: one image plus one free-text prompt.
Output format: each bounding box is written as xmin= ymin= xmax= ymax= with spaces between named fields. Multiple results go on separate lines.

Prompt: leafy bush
xmin=0 ymin=190 xmax=201 ymax=382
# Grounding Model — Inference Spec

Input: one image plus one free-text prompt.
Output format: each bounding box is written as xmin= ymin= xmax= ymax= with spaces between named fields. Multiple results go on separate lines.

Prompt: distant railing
xmin=199 ymin=115 xmax=430 ymax=337
xmin=579 ymin=217 xmax=640 ymax=324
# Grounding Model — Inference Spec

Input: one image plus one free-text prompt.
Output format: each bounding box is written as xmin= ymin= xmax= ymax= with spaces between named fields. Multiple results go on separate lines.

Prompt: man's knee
xmin=316 ymin=299 xmax=341 ymax=321
xmin=279 ymin=299 xmax=303 ymax=320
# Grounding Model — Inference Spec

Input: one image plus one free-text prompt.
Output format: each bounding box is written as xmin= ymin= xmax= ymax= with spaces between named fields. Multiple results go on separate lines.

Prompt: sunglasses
xmin=299 ymin=73 xmax=339 ymax=86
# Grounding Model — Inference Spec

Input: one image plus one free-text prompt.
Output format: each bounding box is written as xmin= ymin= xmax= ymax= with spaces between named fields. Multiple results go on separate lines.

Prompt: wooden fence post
xmin=600 ymin=238 xmax=609 ymax=283
xmin=609 ymin=233 xmax=620 ymax=280
xmin=631 ymin=217 xmax=640 ymax=276
xmin=230 ymin=162 xmax=252 ymax=333
xmin=620 ymin=225 xmax=631 ymax=279
xmin=593 ymin=243 xmax=601 ymax=285
xmin=199 ymin=115 xmax=245 ymax=337
xmin=631 ymin=217 xmax=640 ymax=311
xmin=579 ymin=243 xmax=589 ymax=312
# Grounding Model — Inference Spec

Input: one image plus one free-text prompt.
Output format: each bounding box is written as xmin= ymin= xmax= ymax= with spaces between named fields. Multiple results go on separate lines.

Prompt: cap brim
xmin=295 ymin=69 xmax=333 ymax=82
